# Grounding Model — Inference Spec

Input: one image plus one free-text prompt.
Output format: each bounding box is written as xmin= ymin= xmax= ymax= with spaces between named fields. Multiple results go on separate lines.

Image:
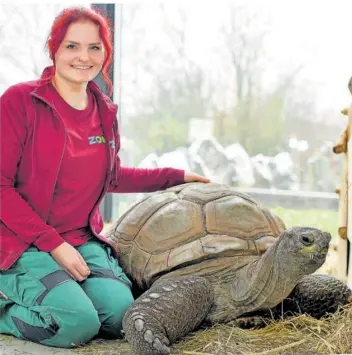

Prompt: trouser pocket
xmin=77 ymin=240 xmax=132 ymax=289
xmin=102 ymin=243 xmax=132 ymax=288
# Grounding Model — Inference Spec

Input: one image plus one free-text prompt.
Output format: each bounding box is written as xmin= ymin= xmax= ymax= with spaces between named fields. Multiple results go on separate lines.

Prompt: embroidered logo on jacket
xmin=88 ymin=136 xmax=115 ymax=148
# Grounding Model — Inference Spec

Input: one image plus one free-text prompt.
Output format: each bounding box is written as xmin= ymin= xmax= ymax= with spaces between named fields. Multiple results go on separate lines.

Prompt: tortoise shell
xmin=107 ymin=183 xmax=285 ymax=288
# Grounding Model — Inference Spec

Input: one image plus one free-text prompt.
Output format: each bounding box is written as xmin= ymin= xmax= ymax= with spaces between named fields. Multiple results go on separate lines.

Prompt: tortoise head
xmin=277 ymin=227 xmax=331 ymax=275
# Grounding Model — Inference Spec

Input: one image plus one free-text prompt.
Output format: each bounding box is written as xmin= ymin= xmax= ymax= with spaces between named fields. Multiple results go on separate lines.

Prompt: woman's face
xmin=54 ymin=21 xmax=105 ymax=86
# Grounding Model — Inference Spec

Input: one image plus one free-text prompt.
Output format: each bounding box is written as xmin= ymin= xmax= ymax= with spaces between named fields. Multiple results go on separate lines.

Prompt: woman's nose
xmin=77 ymin=50 xmax=90 ymax=62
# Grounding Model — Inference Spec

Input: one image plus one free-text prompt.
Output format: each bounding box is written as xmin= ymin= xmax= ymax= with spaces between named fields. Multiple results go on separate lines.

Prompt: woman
xmin=0 ymin=6 xmax=209 ymax=349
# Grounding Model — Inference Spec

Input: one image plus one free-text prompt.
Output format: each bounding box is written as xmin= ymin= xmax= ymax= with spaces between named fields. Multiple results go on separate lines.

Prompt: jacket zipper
xmin=31 ymin=93 xmax=67 ymax=222
xmin=88 ymin=107 xmax=118 ymax=238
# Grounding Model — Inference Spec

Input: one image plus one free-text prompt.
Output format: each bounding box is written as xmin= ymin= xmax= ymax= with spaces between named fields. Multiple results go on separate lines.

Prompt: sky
xmin=170 ymin=0 xmax=352 ymax=113
xmin=260 ymin=0 xmax=352 ymax=112
xmin=115 ymin=0 xmax=352 ymax=122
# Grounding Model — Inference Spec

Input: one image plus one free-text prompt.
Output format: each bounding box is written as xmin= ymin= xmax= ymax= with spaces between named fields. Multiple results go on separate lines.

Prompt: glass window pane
xmin=118 ymin=2 xmax=352 ymax=277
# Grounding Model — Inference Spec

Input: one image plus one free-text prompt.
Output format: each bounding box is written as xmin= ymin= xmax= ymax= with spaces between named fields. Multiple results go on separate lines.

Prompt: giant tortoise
xmin=106 ymin=182 xmax=352 ymax=355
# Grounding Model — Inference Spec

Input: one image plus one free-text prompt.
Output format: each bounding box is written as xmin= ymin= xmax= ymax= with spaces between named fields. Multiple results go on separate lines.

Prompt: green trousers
xmin=0 ymin=239 xmax=134 ymax=348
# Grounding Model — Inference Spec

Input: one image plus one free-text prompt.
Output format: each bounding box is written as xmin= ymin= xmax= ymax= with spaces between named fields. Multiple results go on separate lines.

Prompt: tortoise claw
xmin=124 ymin=311 xmax=170 ymax=355
xmin=227 ymin=316 xmax=269 ymax=329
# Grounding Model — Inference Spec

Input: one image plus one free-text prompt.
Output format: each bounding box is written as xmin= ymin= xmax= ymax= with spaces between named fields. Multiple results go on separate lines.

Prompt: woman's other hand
xmin=184 ymin=171 xmax=211 ymax=184
xmin=51 ymin=242 xmax=90 ymax=282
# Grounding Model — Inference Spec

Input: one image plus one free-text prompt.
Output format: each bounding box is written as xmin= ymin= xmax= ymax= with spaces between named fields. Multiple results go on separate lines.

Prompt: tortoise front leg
xmin=226 ymin=275 xmax=352 ymax=330
xmin=276 ymin=274 xmax=352 ymax=319
xmin=123 ymin=275 xmax=214 ymax=355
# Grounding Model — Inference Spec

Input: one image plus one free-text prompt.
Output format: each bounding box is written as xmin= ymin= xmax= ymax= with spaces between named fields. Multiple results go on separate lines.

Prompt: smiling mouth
xmin=71 ymin=65 xmax=93 ymax=70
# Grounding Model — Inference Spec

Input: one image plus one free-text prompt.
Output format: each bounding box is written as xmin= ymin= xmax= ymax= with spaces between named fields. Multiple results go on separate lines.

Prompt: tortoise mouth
xmin=308 ymin=248 xmax=328 ymax=264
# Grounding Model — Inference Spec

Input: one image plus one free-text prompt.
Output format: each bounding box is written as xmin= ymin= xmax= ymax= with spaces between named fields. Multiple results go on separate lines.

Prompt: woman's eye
xmin=91 ymin=46 xmax=101 ymax=51
xmin=66 ymin=44 xmax=76 ymax=49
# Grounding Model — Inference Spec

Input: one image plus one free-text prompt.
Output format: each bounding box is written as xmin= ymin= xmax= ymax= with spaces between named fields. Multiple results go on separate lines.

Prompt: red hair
xmin=46 ymin=6 xmax=113 ymax=96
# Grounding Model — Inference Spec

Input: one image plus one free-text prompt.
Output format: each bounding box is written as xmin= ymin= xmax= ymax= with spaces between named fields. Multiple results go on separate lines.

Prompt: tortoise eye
xmin=300 ymin=234 xmax=314 ymax=246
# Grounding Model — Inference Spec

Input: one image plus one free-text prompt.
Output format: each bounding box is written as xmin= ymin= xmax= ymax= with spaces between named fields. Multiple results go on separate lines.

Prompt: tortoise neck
xmin=230 ymin=241 xmax=302 ymax=313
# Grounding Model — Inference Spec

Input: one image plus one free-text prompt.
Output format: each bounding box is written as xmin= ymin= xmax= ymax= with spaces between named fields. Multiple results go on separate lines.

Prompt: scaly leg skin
xmin=229 ymin=274 xmax=352 ymax=329
xmin=122 ymin=275 xmax=214 ymax=355
xmin=276 ymin=274 xmax=352 ymax=319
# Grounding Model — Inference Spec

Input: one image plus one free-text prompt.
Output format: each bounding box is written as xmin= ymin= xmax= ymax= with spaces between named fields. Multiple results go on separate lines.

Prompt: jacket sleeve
xmin=107 ymin=123 xmax=185 ymax=193
xmin=0 ymin=86 xmax=64 ymax=252
xmin=108 ymin=154 xmax=185 ymax=193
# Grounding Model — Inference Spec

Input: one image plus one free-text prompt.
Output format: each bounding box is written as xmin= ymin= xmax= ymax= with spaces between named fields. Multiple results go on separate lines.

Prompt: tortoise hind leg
xmin=123 ymin=275 xmax=214 ymax=355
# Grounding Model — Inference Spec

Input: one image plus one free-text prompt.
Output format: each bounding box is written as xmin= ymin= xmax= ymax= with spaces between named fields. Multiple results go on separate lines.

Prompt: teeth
xmin=72 ymin=66 xmax=91 ymax=70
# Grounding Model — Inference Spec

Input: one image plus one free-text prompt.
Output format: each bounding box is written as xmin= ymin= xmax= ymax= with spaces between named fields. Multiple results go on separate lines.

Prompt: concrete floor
xmin=0 ymin=335 xmax=133 ymax=355
xmin=0 ymin=336 xmax=75 ymax=355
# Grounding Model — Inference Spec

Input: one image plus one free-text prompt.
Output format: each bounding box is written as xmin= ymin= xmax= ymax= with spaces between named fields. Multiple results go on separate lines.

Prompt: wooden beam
xmin=347 ymin=101 xmax=352 ymax=287
xmin=333 ymin=91 xmax=350 ymax=284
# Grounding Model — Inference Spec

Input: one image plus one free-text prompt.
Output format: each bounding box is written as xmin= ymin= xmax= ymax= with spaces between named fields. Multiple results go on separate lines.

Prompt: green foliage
xmin=272 ymin=207 xmax=338 ymax=239
xmin=213 ymin=86 xmax=288 ymax=156
xmin=123 ymin=5 xmax=304 ymax=160
xmin=250 ymin=91 xmax=286 ymax=155
xmin=131 ymin=113 xmax=189 ymax=162
xmin=125 ymin=66 xmax=211 ymax=163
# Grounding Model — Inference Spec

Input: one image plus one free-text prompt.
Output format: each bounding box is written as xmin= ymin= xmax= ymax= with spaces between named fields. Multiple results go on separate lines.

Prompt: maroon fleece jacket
xmin=0 ymin=67 xmax=185 ymax=270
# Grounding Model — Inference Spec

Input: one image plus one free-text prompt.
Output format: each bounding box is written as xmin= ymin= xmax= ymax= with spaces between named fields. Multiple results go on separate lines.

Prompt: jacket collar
xmin=30 ymin=66 xmax=118 ymax=116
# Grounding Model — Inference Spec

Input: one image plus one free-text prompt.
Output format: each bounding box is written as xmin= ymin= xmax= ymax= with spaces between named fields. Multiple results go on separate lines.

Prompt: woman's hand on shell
xmin=184 ymin=171 xmax=211 ymax=184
